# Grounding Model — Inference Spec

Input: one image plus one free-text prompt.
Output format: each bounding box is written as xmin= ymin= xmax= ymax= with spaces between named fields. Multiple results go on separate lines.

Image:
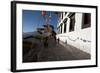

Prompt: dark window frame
xmin=63 ymin=18 xmax=67 ymax=33
xmin=62 ymin=12 xmax=63 ymax=19
xmin=64 ymin=23 xmax=66 ymax=33
xmin=60 ymin=23 xmax=63 ymax=33
xmin=69 ymin=13 xmax=75 ymax=32
xmin=65 ymin=12 xmax=67 ymax=15
xmin=82 ymin=13 xmax=91 ymax=29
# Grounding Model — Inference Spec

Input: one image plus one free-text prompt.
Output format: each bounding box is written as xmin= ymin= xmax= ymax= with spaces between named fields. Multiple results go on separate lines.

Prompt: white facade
xmin=57 ymin=12 xmax=91 ymax=54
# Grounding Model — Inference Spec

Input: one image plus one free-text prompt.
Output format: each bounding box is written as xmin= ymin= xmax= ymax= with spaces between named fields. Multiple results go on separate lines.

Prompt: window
xmin=64 ymin=23 xmax=66 ymax=33
xmin=57 ymin=27 xmax=59 ymax=34
xmin=69 ymin=13 xmax=75 ymax=32
xmin=82 ymin=13 xmax=91 ymax=29
xmin=63 ymin=18 xmax=67 ymax=33
xmin=62 ymin=12 xmax=63 ymax=19
xmin=57 ymin=27 xmax=60 ymax=34
xmin=65 ymin=12 xmax=67 ymax=15
xmin=58 ymin=13 xmax=61 ymax=23
xmin=60 ymin=23 xmax=63 ymax=33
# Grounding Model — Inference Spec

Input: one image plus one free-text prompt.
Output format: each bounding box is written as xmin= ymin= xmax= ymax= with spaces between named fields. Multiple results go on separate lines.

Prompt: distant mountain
xmin=23 ymin=31 xmax=52 ymax=39
xmin=23 ymin=31 xmax=40 ymax=39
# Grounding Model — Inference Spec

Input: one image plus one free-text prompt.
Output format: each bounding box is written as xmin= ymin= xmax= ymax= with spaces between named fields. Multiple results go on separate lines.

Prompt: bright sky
xmin=22 ymin=10 xmax=59 ymax=33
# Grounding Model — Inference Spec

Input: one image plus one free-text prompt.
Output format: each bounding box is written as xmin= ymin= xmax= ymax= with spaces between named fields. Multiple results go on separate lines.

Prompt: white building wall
xmin=57 ymin=13 xmax=91 ymax=54
xmin=75 ymin=13 xmax=83 ymax=31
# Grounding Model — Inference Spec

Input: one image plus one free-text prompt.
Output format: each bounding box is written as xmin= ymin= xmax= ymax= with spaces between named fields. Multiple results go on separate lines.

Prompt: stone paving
xmin=23 ymin=39 xmax=90 ymax=63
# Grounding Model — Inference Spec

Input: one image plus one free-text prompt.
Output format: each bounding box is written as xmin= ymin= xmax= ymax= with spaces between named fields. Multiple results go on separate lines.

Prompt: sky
xmin=22 ymin=10 xmax=59 ymax=33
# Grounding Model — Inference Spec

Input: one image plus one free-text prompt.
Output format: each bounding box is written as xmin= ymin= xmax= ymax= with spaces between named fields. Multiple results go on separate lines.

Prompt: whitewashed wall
xmin=57 ymin=13 xmax=91 ymax=54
